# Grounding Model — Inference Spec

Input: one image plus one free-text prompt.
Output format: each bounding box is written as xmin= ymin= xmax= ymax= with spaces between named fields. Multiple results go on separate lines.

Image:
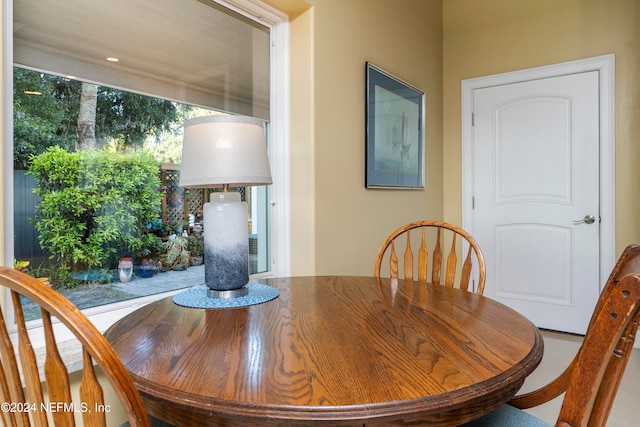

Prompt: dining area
xmin=101 ymin=220 xmax=548 ymax=426
xmin=3 ymin=1 xmax=640 ymax=426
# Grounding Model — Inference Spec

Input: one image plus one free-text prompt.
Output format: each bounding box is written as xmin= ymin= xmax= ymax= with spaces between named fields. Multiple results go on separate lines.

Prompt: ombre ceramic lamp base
xmin=203 ymin=191 xmax=250 ymax=299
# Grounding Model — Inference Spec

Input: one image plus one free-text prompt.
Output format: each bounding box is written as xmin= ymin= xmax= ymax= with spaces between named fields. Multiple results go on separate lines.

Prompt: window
xmin=5 ymin=0 xmax=290 ymax=342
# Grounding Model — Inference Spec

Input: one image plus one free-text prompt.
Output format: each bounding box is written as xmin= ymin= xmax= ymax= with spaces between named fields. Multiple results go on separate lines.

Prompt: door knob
xmin=573 ymin=215 xmax=596 ymax=225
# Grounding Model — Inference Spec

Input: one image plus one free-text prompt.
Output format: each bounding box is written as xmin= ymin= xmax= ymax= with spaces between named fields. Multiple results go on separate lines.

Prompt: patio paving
xmin=111 ymin=264 xmax=205 ymax=297
xmin=21 ymin=265 xmax=206 ymax=322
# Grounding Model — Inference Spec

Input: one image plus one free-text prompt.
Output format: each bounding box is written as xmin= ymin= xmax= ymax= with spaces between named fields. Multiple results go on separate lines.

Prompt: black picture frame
xmin=366 ymin=62 xmax=425 ymax=189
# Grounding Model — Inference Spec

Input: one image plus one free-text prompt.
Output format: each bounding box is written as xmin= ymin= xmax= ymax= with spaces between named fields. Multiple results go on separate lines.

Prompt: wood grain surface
xmin=105 ymin=276 xmax=543 ymax=426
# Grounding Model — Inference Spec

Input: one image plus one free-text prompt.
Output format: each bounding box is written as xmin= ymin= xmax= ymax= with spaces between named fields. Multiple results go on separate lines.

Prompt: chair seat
xmin=461 ymin=404 xmax=551 ymax=426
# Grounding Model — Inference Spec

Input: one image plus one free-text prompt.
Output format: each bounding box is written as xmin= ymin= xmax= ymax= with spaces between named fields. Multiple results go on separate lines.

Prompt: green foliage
xmin=28 ymin=261 xmax=74 ymax=290
xmin=14 ymin=67 xmax=181 ymax=168
xmin=96 ymin=88 xmax=177 ymax=148
xmin=143 ymin=104 xmax=215 ymax=164
xmin=29 ymin=146 xmax=162 ymax=270
xmin=13 ymin=68 xmax=79 ymax=168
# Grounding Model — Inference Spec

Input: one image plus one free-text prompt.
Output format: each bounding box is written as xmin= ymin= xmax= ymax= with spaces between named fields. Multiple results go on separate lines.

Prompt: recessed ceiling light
xmin=106 ymin=57 xmax=119 ymax=62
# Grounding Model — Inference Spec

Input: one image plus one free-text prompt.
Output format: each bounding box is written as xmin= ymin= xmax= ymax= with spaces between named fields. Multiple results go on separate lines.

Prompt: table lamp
xmin=179 ymin=115 xmax=272 ymax=299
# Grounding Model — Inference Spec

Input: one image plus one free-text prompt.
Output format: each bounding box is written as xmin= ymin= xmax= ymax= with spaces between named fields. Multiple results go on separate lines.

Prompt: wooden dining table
xmin=104 ymin=276 xmax=544 ymax=426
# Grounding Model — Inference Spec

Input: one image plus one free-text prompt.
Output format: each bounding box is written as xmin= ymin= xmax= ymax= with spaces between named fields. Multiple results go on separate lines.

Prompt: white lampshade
xmin=179 ymin=115 xmax=272 ymax=188
xmin=179 ymin=114 xmax=271 ymax=298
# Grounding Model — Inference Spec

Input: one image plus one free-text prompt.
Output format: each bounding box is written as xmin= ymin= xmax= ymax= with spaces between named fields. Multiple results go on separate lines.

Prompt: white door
xmin=472 ymin=71 xmax=600 ymax=334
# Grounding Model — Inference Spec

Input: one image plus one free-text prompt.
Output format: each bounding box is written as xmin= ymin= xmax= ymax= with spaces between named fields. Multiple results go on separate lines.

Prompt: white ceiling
xmin=13 ymin=0 xmax=270 ymax=118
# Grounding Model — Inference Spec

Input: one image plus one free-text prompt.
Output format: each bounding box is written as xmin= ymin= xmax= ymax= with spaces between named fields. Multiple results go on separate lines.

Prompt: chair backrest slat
xmin=375 ymin=220 xmax=486 ymax=294
xmin=0 ymin=303 xmax=29 ymax=427
xmin=43 ymin=311 xmax=75 ymax=426
xmin=460 ymin=246 xmax=474 ymax=292
xmin=12 ymin=292 xmax=48 ymax=427
xmin=418 ymin=227 xmax=428 ymax=283
xmin=444 ymin=234 xmax=458 ymax=287
xmin=80 ymin=349 xmax=108 ymax=426
xmin=389 ymin=241 xmax=398 ymax=279
xmin=432 ymin=228 xmax=443 ymax=285
xmin=404 ymin=233 xmax=414 ymax=281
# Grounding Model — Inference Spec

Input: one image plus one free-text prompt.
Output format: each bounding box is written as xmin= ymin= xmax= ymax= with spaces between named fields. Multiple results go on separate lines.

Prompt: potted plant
xmin=139 ymin=258 xmax=162 ymax=278
xmin=170 ymin=219 xmax=189 ymax=235
xmin=147 ymin=219 xmax=171 ymax=238
xmin=163 ymin=235 xmax=191 ymax=270
xmin=187 ymin=235 xmax=204 ymax=266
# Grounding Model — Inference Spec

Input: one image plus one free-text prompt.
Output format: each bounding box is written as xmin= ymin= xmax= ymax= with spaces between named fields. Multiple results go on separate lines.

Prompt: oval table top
xmin=105 ymin=276 xmax=543 ymax=426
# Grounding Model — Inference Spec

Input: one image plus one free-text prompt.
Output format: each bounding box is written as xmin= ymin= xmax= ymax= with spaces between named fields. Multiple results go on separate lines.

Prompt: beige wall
xmin=443 ymin=0 xmax=640 ymax=256
xmin=275 ymin=0 xmax=444 ymax=276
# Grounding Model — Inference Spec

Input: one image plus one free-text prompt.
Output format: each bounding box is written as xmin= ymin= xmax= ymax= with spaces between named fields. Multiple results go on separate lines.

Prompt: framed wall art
xmin=365 ymin=62 xmax=425 ymax=189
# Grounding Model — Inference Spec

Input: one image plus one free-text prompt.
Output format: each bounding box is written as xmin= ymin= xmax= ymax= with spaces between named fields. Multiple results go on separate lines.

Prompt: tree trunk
xmin=77 ymin=82 xmax=98 ymax=150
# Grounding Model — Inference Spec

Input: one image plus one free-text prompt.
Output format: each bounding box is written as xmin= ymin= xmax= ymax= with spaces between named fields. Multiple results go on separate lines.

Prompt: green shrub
xmin=29 ymin=146 xmax=162 ymax=270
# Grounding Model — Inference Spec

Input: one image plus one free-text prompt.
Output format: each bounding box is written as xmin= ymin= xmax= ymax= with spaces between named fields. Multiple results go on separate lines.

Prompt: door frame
xmin=462 ymin=54 xmax=615 ymax=292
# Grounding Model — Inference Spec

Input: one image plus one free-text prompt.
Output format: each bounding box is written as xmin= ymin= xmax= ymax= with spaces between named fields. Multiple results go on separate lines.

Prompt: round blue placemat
xmin=173 ymin=283 xmax=279 ymax=309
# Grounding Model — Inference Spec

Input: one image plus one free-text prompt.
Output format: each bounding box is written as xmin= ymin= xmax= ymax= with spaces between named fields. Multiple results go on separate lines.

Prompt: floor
xmin=519 ymin=329 xmax=639 ymax=426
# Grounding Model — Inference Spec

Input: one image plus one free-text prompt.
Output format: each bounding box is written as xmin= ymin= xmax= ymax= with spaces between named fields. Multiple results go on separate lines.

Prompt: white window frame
xmin=3 ymin=0 xmax=291 ymax=349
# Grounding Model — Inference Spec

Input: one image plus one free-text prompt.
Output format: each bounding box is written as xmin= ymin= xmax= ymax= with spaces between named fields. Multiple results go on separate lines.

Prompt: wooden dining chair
xmin=374 ymin=220 xmax=486 ymax=294
xmin=461 ymin=244 xmax=640 ymax=427
xmin=0 ymin=266 xmax=152 ymax=427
